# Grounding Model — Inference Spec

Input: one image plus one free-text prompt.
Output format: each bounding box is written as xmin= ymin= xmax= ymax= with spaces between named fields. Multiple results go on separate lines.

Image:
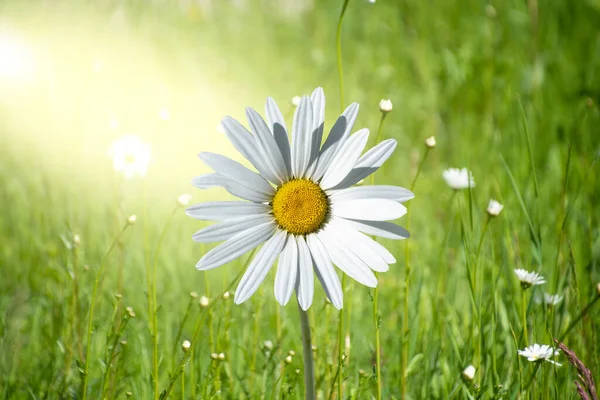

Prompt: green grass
xmin=1 ymin=0 xmax=600 ymax=399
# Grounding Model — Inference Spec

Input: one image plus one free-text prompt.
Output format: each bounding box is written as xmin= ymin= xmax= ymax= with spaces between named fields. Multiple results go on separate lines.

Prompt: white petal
xmin=192 ymin=214 xmax=274 ymax=243
xmin=329 ymin=185 xmax=414 ymax=203
xmin=192 ymin=173 xmax=271 ymax=203
xmin=295 ymin=235 xmax=314 ymax=311
xmin=332 ymin=199 xmax=407 ymax=221
xmin=306 ymin=234 xmax=343 ymax=309
xmin=337 ymin=217 xmax=410 ymax=240
xmin=265 ymin=97 xmax=292 ymax=175
xmin=198 ymin=152 xmax=274 ymax=196
xmin=221 ymin=116 xmax=281 ymax=184
xmin=234 ymin=229 xmax=287 ymax=304
xmin=327 ymin=222 xmax=389 ymax=272
xmin=306 ymin=87 xmax=325 ymax=177
xmin=318 ymin=229 xmax=378 ymax=287
xmin=246 ymin=107 xmax=289 ymax=183
xmin=320 ymin=129 xmax=370 ymax=190
xmin=312 ymin=102 xmax=359 ymax=180
xmin=186 ymin=201 xmax=270 ymax=221
xmin=195 ymin=221 xmax=276 ymax=270
xmin=330 ymin=138 xmax=397 ymax=190
xmin=291 ymin=96 xmax=314 ymax=177
xmin=274 ymin=234 xmax=298 ymax=306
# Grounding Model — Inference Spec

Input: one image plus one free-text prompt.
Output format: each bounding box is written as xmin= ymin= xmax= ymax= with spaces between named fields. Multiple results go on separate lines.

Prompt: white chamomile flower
xmin=536 ymin=292 xmax=563 ymax=307
xmin=379 ymin=99 xmax=393 ymax=113
xmin=109 ymin=135 xmax=151 ymax=179
xmin=514 ymin=268 xmax=546 ymax=289
xmin=425 ymin=136 xmax=436 ymax=148
xmin=442 ymin=168 xmax=475 ymax=190
xmin=461 ymin=365 xmax=476 ymax=381
xmin=188 ymin=87 xmax=414 ymax=311
xmin=178 ymin=194 xmax=192 ymax=207
xmin=487 ymin=199 xmax=503 ymax=216
xmin=518 ymin=344 xmax=561 ymax=366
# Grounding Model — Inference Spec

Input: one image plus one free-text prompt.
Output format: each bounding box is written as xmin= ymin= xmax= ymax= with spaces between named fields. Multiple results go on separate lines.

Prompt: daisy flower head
xmin=109 ymin=135 xmax=151 ymax=179
xmin=518 ymin=344 xmax=561 ymax=366
xmin=188 ymin=87 xmax=414 ymax=311
xmin=514 ymin=268 xmax=546 ymax=289
xmin=487 ymin=199 xmax=503 ymax=216
xmin=442 ymin=168 xmax=475 ymax=190
xmin=536 ymin=292 xmax=564 ymax=307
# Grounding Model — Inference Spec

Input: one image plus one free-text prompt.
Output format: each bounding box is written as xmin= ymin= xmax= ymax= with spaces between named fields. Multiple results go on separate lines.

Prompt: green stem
xmin=401 ymin=148 xmax=430 ymax=398
xmin=336 ymin=275 xmax=346 ymax=400
xmin=150 ymin=207 xmax=178 ymax=400
xmin=336 ymin=0 xmax=351 ymax=112
xmin=299 ymin=303 xmax=315 ymax=400
xmin=82 ymin=223 xmax=131 ymax=400
xmin=521 ymin=289 xmax=529 ymax=345
xmin=369 ymin=112 xmax=387 ymax=400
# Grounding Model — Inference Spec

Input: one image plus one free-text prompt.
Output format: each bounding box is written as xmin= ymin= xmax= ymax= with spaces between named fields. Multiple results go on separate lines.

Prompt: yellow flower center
xmin=272 ymin=179 xmax=329 ymax=235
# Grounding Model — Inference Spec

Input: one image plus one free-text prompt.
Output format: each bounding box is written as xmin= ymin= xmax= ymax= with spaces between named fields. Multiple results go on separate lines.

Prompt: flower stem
xmin=336 ymin=0 xmax=351 ymax=112
xmin=369 ymin=112 xmax=387 ymax=400
xmin=82 ymin=223 xmax=131 ymax=400
xmin=401 ymin=148 xmax=430 ymax=398
xmin=298 ymin=303 xmax=315 ymax=400
xmin=521 ymin=289 xmax=529 ymax=345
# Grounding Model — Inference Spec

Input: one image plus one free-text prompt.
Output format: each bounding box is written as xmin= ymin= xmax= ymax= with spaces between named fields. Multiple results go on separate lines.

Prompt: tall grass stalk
xmin=81 ymin=222 xmax=132 ymax=400
xmin=401 ymin=146 xmax=430 ymax=398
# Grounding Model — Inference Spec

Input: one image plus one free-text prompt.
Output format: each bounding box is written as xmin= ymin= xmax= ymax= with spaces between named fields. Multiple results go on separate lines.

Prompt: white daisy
xmin=442 ymin=168 xmax=475 ymax=190
xmin=514 ymin=268 xmax=546 ymax=289
xmin=536 ymin=292 xmax=564 ymax=307
xmin=109 ymin=135 xmax=151 ymax=179
xmin=487 ymin=199 xmax=503 ymax=216
xmin=188 ymin=87 xmax=413 ymax=310
xmin=518 ymin=344 xmax=561 ymax=366
xmin=461 ymin=365 xmax=476 ymax=381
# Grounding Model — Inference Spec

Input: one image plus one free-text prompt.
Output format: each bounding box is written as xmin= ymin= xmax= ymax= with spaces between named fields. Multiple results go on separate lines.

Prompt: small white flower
xmin=189 ymin=291 xmax=198 ymax=298
xmin=210 ymin=353 xmax=218 ymax=360
xmin=178 ymin=194 xmax=192 ymax=207
xmin=291 ymin=95 xmax=301 ymax=107
xmin=263 ymin=340 xmax=274 ymax=351
xmin=487 ymin=199 xmax=504 ymax=216
xmin=222 ymin=291 xmax=231 ymax=300
xmin=442 ymin=168 xmax=475 ymax=190
xmin=536 ymin=292 xmax=563 ymax=307
xmin=379 ymin=99 xmax=393 ymax=113
xmin=72 ymin=234 xmax=81 ymax=246
xmin=109 ymin=135 xmax=151 ymax=179
xmin=217 ymin=352 xmax=225 ymax=361
xmin=285 ymin=355 xmax=293 ymax=364
xmin=461 ymin=365 xmax=476 ymax=381
xmin=182 ymin=340 xmax=191 ymax=352
xmin=126 ymin=215 xmax=137 ymax=225
xmin=288 ymin=350 xmax=296 ymax=356
xmin=199 ymin=296 xmax=210 ymax=308
xmin=425 ymin=136 xmax=436 ymax=148
xmin=514 ymin=269 xmax=546 ymax=289
xmin=518 ymin=344 xmax=561 ymax=366
xmin=159 ymin=108 xmax=170 ymax=121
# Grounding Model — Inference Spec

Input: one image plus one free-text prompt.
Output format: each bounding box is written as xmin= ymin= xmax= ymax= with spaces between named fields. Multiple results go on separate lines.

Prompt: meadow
xmin=1 ymin=0 xmax=600 ymax=399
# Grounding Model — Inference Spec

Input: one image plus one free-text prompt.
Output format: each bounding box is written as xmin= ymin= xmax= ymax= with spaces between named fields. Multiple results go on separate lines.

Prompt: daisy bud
xmin=425 ymin=136 xmax=436 ymax=148
xmin=379 ymin=99 xmax=393 ymax=113
xmin=126 ymin=306 xmax=135 ymax=318
xmin=121 ymin=340 xmax=127 ymax=345
xmin=487 ymin=199 xmax=504 ymax=217
xmin=462 ymin=365 xmax=476 ymax=381
xmin=295 ymin=369 xmax=301 ymax=374
xmin=72 ymin=234 xmax=81 ymax=247
xmin=126 ymin=391 xmax=133 ymax=398
xmin=210 ymin=353 xmax=218 ymax=360
xmin=177 ymin=194 xmax=192 ymax=207
xmin=189 ymin=291 xmax=198 ymax=298
xmin=218 ymin=352 xmax=225 ymax=361
xmin=263 ymin=340 xmax=274 ymax=351
xmin=222 ymin=291 xmax=231 ymax=300
xmin=285 ymin=355 xmax=293 ymax=364
xmin=114 ymin=293 xmax=123 ymax=299
xmin=126 ymin=214 xmax=137 ymax=225
xmin=288 ymin=350 xmax=295 ymax=356
xmin=345 ymin=334 xmax=351 ymax=351
xmin=291 ymin=96 xmax=301 ymax=107
xmin=311 ymin=345 xmax=317 ymax=352
xmin=182 ymin=340 xmax=191 ymax=352
xmin=199 ymin=296 xmax=210 ymax=308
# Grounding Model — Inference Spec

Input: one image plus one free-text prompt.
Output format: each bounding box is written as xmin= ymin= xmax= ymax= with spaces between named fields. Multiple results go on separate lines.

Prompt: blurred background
xmin=1 ymin=0 xmax=600 ymax=398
